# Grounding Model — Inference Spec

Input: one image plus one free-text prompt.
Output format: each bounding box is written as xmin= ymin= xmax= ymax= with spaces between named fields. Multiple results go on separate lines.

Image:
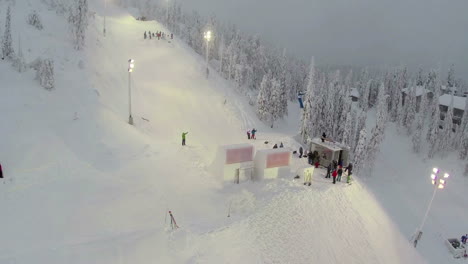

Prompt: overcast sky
xmin=180 ymin=0 xmax=468 ymax=78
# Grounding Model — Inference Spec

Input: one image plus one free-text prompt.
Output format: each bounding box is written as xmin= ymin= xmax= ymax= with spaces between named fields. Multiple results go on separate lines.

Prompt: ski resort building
xmin=401 ymin=86 xmax=433 ymax=111
xmin=439 ymin=94 xmax=466 ymax=125
xmin=211 ymin=144 xmax=254 ymax=183
xmin=308 ymin=138 xmax=350 ymax=167
xmin=254 ymin=148 xmax=291 ymax=180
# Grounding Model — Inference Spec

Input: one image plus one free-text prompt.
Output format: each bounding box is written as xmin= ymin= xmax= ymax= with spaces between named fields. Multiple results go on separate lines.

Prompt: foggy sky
xmin=180 ymin=0 xmax=468 ymax=78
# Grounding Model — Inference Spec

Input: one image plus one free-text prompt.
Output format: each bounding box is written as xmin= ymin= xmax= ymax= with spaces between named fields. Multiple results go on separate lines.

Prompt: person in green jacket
xmin=182 ymin=132 xmax=188 ymax=146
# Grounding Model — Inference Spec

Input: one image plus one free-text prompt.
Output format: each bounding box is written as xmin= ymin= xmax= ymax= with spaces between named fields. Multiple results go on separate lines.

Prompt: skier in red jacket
xmin=332 ymin=169 xmax=337 ymax=184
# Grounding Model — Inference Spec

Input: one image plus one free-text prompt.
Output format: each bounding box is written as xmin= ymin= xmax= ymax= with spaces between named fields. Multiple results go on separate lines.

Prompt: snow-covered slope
xmin=0 ymin=1 xmax=426 ymax=263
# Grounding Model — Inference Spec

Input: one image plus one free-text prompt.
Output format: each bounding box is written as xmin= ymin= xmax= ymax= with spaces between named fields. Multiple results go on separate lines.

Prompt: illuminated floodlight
xmin=430 ymin=174 xmax=436 ymax=180
xmin=443 ymin=173 xmax=449 ymax=178
xmin=439 ymin=179 xmax=445 ymax=185
xmin=438 ymin=184 xmax=444 ymax=189
xmin=433 ymin=168 xmax=439 ymax=174
xmin=431 ymin=179 xmax=436 ymax=185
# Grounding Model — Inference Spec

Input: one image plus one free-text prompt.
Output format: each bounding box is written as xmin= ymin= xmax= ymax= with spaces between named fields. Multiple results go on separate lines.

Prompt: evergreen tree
xmin=342 ymin=112 xmax=353 ymax=146
xmin=416 ymin=67 xmax=425 ymax=86
xmin=301 ymin=57 xmax=318 ymax=142
xmin=459 ymin=131 xmax=468 ymax=160
xmin=447 ymin=64 xmax=456 ymax=88
xmin=427 ymin=81 xmax=442 ymax=158
xmin=353 ymin=128 xmax=368 ymax=174
xmin=2 ymin=5 xmax=14 ymax=60
xmin=68 ymin=0 xmax=89 ymax=50
xmin=27 ymin=10 xmax=43 ymax=30
xmin=366 ymin=83 xmax=388 ymax=174
xmin=12 ymin=35 xmax=26 ymax=72
xmin=257 ymin=71 xmax=272 ymax=124
xmin=440 ymin=94 xmax=455 ymax=151
xmin=36 ymin=58 xmax=55 ymax=90
xmin=354 ymin=110 xmax=367 ymax=152
xmin=412 ymin=89 xmax=427 ymax=153
xmin=404 ymin=83 xmax=417 ymax=134
xmin=360 ymin=79 xmax=371 ymax=111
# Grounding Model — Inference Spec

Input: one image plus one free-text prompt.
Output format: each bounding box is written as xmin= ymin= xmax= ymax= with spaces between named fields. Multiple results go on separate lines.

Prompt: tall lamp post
xmin=413 ymin=167 xmax=450 ymax=248
xmin=103 ymin=0 xmax=107 ymax=36
xmin=166 ymin=0 xmax=169 ymax=25
xmin=128 ymin=59 xmax=135 ymax=125
xmin=203 ymin=30 xmax=212 ymax=78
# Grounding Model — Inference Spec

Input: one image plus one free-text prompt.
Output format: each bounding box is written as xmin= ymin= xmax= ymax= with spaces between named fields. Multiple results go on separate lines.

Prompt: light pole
xmin=203 ymin=30 xmax=212 ymax=78
xmin=103 ymin=0 xmax=107 ymax=36
xmin=128 ymin=59 xmax=135 ymax=125
xmin=413 ymin=167 xmax=450 ymax=248
xmin=166 ymin=0 xmax=169 ymax=25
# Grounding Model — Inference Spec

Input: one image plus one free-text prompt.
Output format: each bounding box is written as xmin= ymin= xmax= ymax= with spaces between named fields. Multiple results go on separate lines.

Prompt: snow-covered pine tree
xmin=257 ymin=71 xmax=272 ymax=124
xmin=12 ymin=35 xmax=26 ymax=72
xmin=37 ymin=58 xmax=55 ymax=90
xmin=416 ymin=67 xmax=425 ymax=86
xmin=455 ymin=96 xmax=468 ymax=151
xmin=2 ymin=5 xmax=14 ymax=60
xmin=342 ymin=112 xmax=353 ymax=147
xmin=426 ymin=71 xmax=441 ymax=140
xmin=360 ymin=79 xmax=371 ymax=112
xmin=427 ymin=82 xmax=442 ymax=158
xmin=404 ymin=83 xmax=417 ymax=134
xmin=412 ymin=87 xmax=427 ymax=153
xmin=365 ymin=83 xmax=388 ymax=175
xmin=353 ymin=128 xmax=368 ymax=174
xmin=300 ymin=57 xmax=317 ymax=142
xmin=459 ymin=131 xmax=468 ymax=160
xmin=354 ymin=110 xmax=367 ymax=153
xmin=269 ymin=76 xmax=283 ymax=128
xmin=27 ymin=10 xmax=43 ymax=30
xmin=68 ymin=0 xmax=89 ymax=50
xmin=447 ymin=64 xmax=456 ymax=88
xmin=440 ymin=94 xmax=455 ymax=151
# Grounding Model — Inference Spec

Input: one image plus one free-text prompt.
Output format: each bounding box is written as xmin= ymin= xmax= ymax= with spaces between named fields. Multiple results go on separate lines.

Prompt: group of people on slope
xmin=325 ymin=160 xmax=353 ymax=184
xmin=246 ymin=129 xmax=257 ymax=140
xmin=144 ymin=31 xmax=173 ymax=40
xmin=272 ymin=142 xmax=284 ymax=149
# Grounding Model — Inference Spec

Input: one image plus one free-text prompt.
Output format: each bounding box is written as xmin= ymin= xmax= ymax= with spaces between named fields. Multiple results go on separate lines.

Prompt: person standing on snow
xmin=345 ymin=163 xmax=353 ymax=184
xmin=299 ymin=147 xmax=303 ymax=158
xmin=325 ymin=163 xmax=331 ymax=178
xmin=247 ymin=130 xmax=251 ymax=139
xmin=251 ymin=129 xmax=257 ymax=139
xmin=273 ymin=144 xmax=278 ymax=149
xmin=0 ymin=163 xmax=3 ymax=178
xmin=332 ymin=169 xmax=337 ymax=184
xmin=171 ymin=33 xmax=173 ymax=39
xmin=181 ymin=132 xmax=188 ymax=146
xmin=337 ymin=165 xmax=343 ymax=182
xmin=279 ymin=142 xmax=284 ymax=148
xmin=321 ymin=132 xmax=326 ymax=142
xmin=144 ymin=31 xmax=147 ymax=39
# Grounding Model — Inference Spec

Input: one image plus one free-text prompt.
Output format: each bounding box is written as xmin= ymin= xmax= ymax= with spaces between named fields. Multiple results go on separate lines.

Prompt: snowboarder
xmin=325 ymin=163 xmax=331 ymax=178
xmin=304 ymin=169 xmax=312 ymax=186
xmin=0 ymin=163 xmax=3 ymax=178
xmin=144 ymin=31 xmax=147 ymax=39
xmin=279 ymin=142 xmax=284 ymax=148
xmin=251 ymin=129 xmax=257 ymax=139
xmin=181 ymin=132 xmax=188 ymax=146
xmin=247 ymin=130 xmax=251 ymax=139
xmin=321 ymin=132 xmax=326 ymax=142
xmin=337 ymin=165 xmax=343 ymax=182
xmin=299 ymin=147 xmax=303 ymax=158
xmin=273 ymin=144 xmax=278 ymax=149
xmin=306 ymin=151 xmax=312 ymax=164
xmin=332 ymin=169 xmax=337 ymax=184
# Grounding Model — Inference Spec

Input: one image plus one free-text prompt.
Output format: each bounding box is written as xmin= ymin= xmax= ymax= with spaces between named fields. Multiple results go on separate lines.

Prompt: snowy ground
xmin=0 ymin=0 xmax=463 ymax=263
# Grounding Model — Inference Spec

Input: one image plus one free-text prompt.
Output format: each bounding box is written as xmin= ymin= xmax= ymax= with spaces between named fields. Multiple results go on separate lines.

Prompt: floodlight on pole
xmin=413 ymin=167 xmax=450 ymax=248
xmin=103 ymin=0 xmax=107 ymax=36
xmin=127 ymin=59 xmax=135 ymax=125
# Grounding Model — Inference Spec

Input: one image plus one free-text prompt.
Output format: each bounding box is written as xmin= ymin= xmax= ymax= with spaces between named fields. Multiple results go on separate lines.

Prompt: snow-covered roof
xmin=350 ymin=88 xmax=360 ymax=98
xmin=441 ymin=85 xmax=458 ymax=92
xmin=439 ymin=94 xmax=467 ymax=110
xmin=310 ymin=137 xmax=348 ymax=151
xmin=401 ymin=86 xmax=431 ymax=97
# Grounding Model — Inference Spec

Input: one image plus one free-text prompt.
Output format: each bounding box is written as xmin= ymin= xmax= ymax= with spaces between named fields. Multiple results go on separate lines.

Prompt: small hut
xmin=308 ymin=138 xmax=350 ymax=167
